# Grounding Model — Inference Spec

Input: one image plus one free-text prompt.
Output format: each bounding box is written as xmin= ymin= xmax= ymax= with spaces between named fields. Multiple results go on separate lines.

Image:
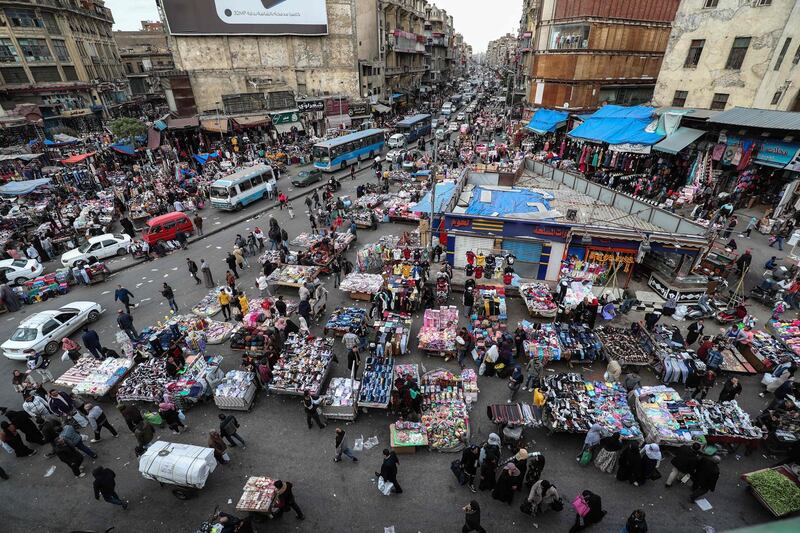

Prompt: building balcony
xmin=387 ymin=30 xmax=426 ymax=54
xmin=385 ymin=65 xmax=428 ymax=76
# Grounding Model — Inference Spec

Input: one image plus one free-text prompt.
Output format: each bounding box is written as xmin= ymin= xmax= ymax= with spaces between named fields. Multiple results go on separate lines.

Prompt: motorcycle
xmin=750 ymin=266 xmax=789 ymax=307
xmin=715 ymin=303 xmax=748 ymax=324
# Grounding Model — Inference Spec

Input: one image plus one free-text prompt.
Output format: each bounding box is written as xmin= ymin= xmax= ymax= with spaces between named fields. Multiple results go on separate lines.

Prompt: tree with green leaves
xmin=109 ymin=117 xmax=146 ymax=140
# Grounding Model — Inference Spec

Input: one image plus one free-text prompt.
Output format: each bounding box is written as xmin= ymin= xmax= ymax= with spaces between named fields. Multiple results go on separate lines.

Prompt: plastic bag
xmin=143 ymin=412 xmax=163 ymax=426
xmin=578 ymin=449 xmax=592 ymax=466
xmin=363 ymin=436 xmax=379 ymax=450
xmin=354 ymin=435 xmax=364 ymax=451
xmin=72 ymin=412 xmax=89 ymax=428
xmin=377 ymin=476 xmax=394 ymax=496
xmin=478 ymin=362 xmax=486 ymax=376
xmin=178 ymin=410 xmax=186 ymax=423
xmin=572 ymin=494 xmax=590 ymax=516
xmin=61 ymin=351 xmax=70 ymax=363
xmin=222 ymin=452 xmax=231 ymax=462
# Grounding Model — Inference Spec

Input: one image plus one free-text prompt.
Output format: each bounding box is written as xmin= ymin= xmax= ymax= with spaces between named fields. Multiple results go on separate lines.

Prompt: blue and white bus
xmin=396 ymin=113 xmax=432 ymax=144
xmin=209 ymin=164 xmax=275 ymax=211
xmin=312 ymin=129 xmax=385 ymax=172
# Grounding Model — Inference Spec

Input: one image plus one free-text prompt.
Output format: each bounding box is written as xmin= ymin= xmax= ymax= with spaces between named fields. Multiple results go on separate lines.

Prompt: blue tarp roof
xmin=568 ymin=105 xmax=664 ymax=145
xmin=526 ymin=109 xmax=569 ymax=134
xmin=193 ymin=152 xmax=219 ymax=165
xmin=412 ymin=182 xmax=457 ymax=215
xmin=0 ymin=177 xmax=51 ymax=195
xmin=154 ymin=120 xmax=168 ymax=131
xmin=465 ymin=187 xmax=554 ymax=217
xmin=397 ymin=113 xmax=431 ymax=127
xmin=110 ymin=143 xmax=135 ymax=156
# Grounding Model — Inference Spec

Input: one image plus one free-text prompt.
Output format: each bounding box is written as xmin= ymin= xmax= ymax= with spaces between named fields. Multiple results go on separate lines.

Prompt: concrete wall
xmin=752 ymin=0 xmax=800 ymax=110
xmin=653 ymin=0 xmax=795 ymax=110
xmin=171 ymin=0 xmax=360 ymax=112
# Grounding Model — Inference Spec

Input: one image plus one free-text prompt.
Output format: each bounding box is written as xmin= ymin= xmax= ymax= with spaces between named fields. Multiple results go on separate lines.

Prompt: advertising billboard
xmin=161 ymin=0 xmax=329 ymax=36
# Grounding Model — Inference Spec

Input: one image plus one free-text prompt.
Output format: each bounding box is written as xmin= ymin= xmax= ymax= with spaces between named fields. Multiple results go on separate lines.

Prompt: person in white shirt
xmin=26 ymin=244 xmax=39 ymax=261
xmin=256 ymin=274 xmax=270 ymax=297
xmin=174 ymin=199 xmax=184 ymax=212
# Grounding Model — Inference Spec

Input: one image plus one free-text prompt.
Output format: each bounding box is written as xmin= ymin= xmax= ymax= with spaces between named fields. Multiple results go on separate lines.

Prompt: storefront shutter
xmin=502 ymin=240 xmax=542 ymax=264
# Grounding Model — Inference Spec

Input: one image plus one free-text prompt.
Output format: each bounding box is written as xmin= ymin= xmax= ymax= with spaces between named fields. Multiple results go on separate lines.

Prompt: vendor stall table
xmin=633 ymin=385 xmax=705 ymax=446
xmin=324 ymin=306 xmax=367 ymax=337
xmin=72 ymin=357 xmax=135 ymax=397
xmin=487 ymin=403 xmax=538 ymax=427
xmin=521 ymin=321 xmax=562 ymax=363
xmin=596 ymin=325 xmax=654 ymax=366
xmin=269 ymin=334 xmax=334 ymax=396
xmin=55 ymin=355 xmax=105 ymax=389
xmin=765 ymin=321 xmax=800 ymax=366
xmin=372 ymin=312 xmax=412 ymax=357
xmin=214 ymin=370 xmax=258 ymax=411
xmin=555 ymin=322 xmax=602 ymax=363
xmin=266 ymin=265 xmax=321 ymax=289
xmin=338 ymin=273 xmax=384 ymax=300
xmin=358 ymin=356 xmax=394 ymax=409
xmin=700 ymin=399 xmax=763 ymax=443
xmin=420 ymin=368 xmax=471 ymax=452
xmin=741 ymin=464 xmax=800 ymax=517
xmin=390 ymin=421 xmax=429 ymax=454
xmin=236 ymin=476 xmax=278 ymax=516
xmin=519 ymin=282 xmax=557 ymax=318
xmin=192 ymin=287 xmax=225 ymax=318
xmin=321 ymin=376 xmax=359 ymax=420
xmin=418 ymin=306 xmax=459 ymax=357
xmin=736 ymin=329 xmax=796 ymax=372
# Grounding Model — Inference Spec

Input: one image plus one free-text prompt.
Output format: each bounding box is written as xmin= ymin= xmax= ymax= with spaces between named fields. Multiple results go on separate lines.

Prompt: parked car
xmin=431 ymin=119 xmax=440 ymax=129
xmin=61 ymin=233 xmax=132 ymax=268
xmin=291 ymin=169 xmax=323 ymax=187
xmin=2 ymin=301 xmax=104 ymax=359
xmin=435 ymin=128 xmax=447 ymax=141
xmin=456 ymin=112 xmax=466 ymax=122
xmin=0 ymin=258 xmax=43 ymax=285
xmin=142 ymin=212 xmax=194 ymax=246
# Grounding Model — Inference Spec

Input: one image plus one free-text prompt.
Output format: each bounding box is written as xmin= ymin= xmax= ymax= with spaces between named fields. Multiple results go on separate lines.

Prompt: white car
xmin=0 ymin=258 xmax=43 ymax=285
xmin=435 ymin=128 xmax=447 ymax=141
xmin=387 ymin=133 xmax=407 ymax=149
xmin=61 ymin=233 xmax=131 ymax=268
xmin=2 ymin=301 xmax=104 ymax=360
xmin=431 ymin=119 xmax=439 ymax=129
xmin=456 ymin=112 xmax=466 ymax=121
xmin=386 ymin=149 xmax=407 ymax=162
xmin=449 ymin=122 xmax=459 ymax=132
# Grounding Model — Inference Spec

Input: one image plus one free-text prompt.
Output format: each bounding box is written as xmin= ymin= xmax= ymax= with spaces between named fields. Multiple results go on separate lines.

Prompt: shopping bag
xmin=222 ymin=452 xmax=231 ymax=462
xmin=377 ymin=476 xmax=394 ymax=496
xmin=572 ymin=494 xmax=590 ymax=517
xmin=478 ymin=362 xmax=486 ymax=376
xmin=578 ymin=449 xmax=592 ymax=466
xmin=143 ymin=412 xmax=163 ymax=426
xmin=177 ymin=410 xmax=186 ymax=423
xmin=650 ymin=467 xmax=662 ymax=481
xmin=551 ymin=498 xmax=565 ymax=512
xmin=72 ymin=412 xmax=89 ymax=428
xmin=450 ymin=459 xmax=466 ymax=485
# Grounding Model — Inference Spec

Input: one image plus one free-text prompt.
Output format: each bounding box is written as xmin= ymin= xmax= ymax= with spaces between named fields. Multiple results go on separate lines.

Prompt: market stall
xmin=55 ymin=355 xmax=135 ymax=397
xmin=214 ymin=370 xmax=258 ymax=411
xmin=768 ymin=320 xmax=800 ymax=364
xmin=554 ymin=322 xmax=603 ymax=363
xmin=418 ymin=306 xmax=459 ymax=358
xmin=266 ymin=265 xmax=321 ymax=289
xmin=700 ymin=399 xmax=763 ymax=444
xmin=321 ymin=376 xmax=360 ymax=421
xmin=390 ymin=421 xmax=429 ymax=454
xmin=633 ymin=385 xmax=705 ymax=446
xmin=236 ymin=476 xmax=278 ymax=518
xmin=371 ymin=312 xmax=411 ymax=357
xmin=487 ymin=403 xmax=538 ymax=427
xmin=164 ymin=354 xmax=224 ymax=411
xmin=192 ymin=287 xmax=225 ymax=318
xmin=596 ymin=325 xmax=655 ymax=366
xmin=741 ymin=464 xmax=800 ymax=518
xmin=521 ymin=321 xmax=562 ymax=364
xmin=519 ymin=282 xmax=557 ymax=318
xmin=358 ymin=356 xmax=394 ymax=409
xmin=736 ymin=329 xmax=798 ymax=372
xmin=324 ymin=306 xmax=367 ymax=337
xmin=420 ymin=369 xmax=471 ymax=452
xmin=269 ymin=334 xmax=334 ymax=396
xmin=338 ymin=273 xmax=384 ymax=301
xmin=473 ymin=288 xmax=507 ymax=321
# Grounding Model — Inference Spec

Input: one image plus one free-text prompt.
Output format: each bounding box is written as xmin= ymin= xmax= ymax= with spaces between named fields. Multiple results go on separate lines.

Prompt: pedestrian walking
xmin=117 ymin=404 xmax=142 ymax=433
xmin=61 ymin=336 xmax=82 ymax=364
xmin=569 ymin=489 xmax=606 ymax=532
xmin=201 ymin=259 xmax=215 ymax=288
xmin=186 ymin=258 xmax=201 ymax=284
xmin=225 ymin=270 xmax=237 ymax=292
xmin=238 ymin=292 xmax=249 ymax=315
xmin=331 ymin=257 xmax=341 ymax=287
xmin=460 ymin=444 xmax=479 ymax=492
xmin=233 ymin=245 xmax=248 ymax=269
xmin=208 ymin=430 xmax=229 ymax=464
xmin=689 ymin=455 xmax=721 ymax=502
xmin=52 ymin=436 xmax=84 ymax=477
xmin=624 ymin=509 xmax=648 ymax=533
xmin=507 ymin=366 xmax=523 ymax=403
xmin=686 ymin=319 xmax=704 ymax=346
xmin=273 ymin=479 xmax=304 ymax=520
xmin=462 ymin=500 xmax=486 ymax=533
xmin=225 ymin=253 xmax=240 ymax=278
xmin=116 ymin=310 xmax=138 ymax=341
xmin=333 ymin=427 xmax=358 ymax=462
xmin=0 ymin=407 xmax=44 ymax=444
xmin=287 ymin=203 xmax=295 ymax=219
xmin=85 ymin=403 xmax=118 ymax=442
xmin=193 ymin=213 xmax=203 ymax=236
xmin=740 ymin=216 xmax=757 ymax=238
xmin=302 ymin=390 xmax=326 ymax=429
xmin=158 ymin=402 xmax=186 ymax=434
xmin=59 ymin=424 xmax=97 ymax=458
xmin=218 ymin=289 xmax=232 ymax=321
xmin=134 ymin=420 xmax=154 ymax=455
xmin=278 ymin=191 xmax=287 ymax=209
xmin=161 ymin=283 xmax=179 ymax=313
xmin=0 ymin=421 xmax=36 ymax=457
xmin=298 ymin=298 xmax=311 ymax=325
xmin=377 ymin=448 xmax=403 ymax=493
xmin=22 ymin=393 xmax=52 ymax=421
xmin=718 ymin=376 xmax=743 ymax=402
xmin=218 ymin=413 xmax=246 ymax=448
xmin=256 ymin=273 xmax=270 ymax=298
xmin=114 ymin=285 xmax=135 ymax=314
xmin=254 ymin=227 xmax=265 ymax=250
xmin=664 ymin=442 xmax=701 ymax=488
xmin=346 ymin=347 xmax=361 ymax=378
xmin=93 ymin=467 xmax=128 ymax=509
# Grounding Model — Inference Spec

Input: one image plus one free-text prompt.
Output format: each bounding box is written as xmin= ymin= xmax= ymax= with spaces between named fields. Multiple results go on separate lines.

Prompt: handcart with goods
xmin=138 ymin=441 xmax=218 ymax=500
xmin=741 ymin=464 xmax=800 ymax=517
xmin=235 ymin=476 xmax=279 ymax=521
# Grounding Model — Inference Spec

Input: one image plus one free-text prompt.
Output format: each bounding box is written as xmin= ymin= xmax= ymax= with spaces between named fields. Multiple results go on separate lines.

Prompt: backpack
xmin=281 ymin=229 xmax=288 ymax=242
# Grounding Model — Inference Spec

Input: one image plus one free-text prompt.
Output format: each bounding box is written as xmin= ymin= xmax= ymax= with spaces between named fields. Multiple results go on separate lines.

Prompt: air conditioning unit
xmin=566 ymin=208 xmax=578 ymax=221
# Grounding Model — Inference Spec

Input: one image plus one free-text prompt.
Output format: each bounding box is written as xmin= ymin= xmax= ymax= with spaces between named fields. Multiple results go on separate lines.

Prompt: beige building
xmin=486 ymin=33 xmax=516 ymax=70
xmin=653 ymin=0 xmax=800 ymax=112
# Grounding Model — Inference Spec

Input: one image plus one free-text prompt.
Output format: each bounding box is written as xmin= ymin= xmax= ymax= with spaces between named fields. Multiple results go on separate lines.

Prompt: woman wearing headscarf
xmin=527 ymin=478 xmax=559 ymax=516
xmin=491 ymin=462 xmax=519 ymax=504
xmin=460 ymin=444 xmax=480 ymax=492
xmin=624 ymin=509 xmax=648 ymax=533
xmin=577 ymin=423 xmax=605 ymax=461
xmin=593 ymin=432 xmax=623 ymax=473
xmin=0 ymin=284 xmax=21 ymax=312
xmin=509 ymin=448 xmax=528 ymax=490
xmin=478 ymin=433 xmax=501 ymax=491
xmin=569 ymin=489 xmax=605 ymax=532
xmin=524 ymin=451 xmax=545 ymax=487
xmin=635 ymin=443 xmax=661 ymax=486
xmin=616 ymin=441 xmax=641 ymax=484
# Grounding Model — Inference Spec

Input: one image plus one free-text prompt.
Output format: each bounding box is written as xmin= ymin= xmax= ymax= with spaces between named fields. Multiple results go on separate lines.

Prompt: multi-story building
xmin=486 ymin=33 xmax=516 ymax=71
xmin=528 ymin=0 xmax=680 ymax=110
xmin=423 ymin=4 xmax=450 ymax=96
xmin=381 ymin=0 xmax=429 ymax=102
xmin=0 ymin=0 xmax=128 ymax=125
xmin=114 ymin=21 xmax=174 ymax=98
xmin=517 ymin=0 xmax=540 ymax=104
xmin=653 ymin=0 xmax=800 ymax=112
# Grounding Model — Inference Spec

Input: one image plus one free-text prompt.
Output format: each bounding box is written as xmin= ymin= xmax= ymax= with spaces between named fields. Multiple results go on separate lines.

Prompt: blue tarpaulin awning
xmin=110 ymin=143 xmax=135 ymax=156
xmin=412 ymin=182 xmax=457 ymax=215
xmin=465 ymin=187 xmax=553 ymax=217
xmin=193 ymin=153 xmax=219 ymax=165
xmin=525 ymin=109 xmax=569 ymax=134
xmin=0 ymin=177 xmax=51 ymax=195
xmin=653 ymin=127 xmax=705 ymax=154
xmin=154 ymin=120 xmax=167 ymax=131
xmin=568 ymin=105 xmax=664 ymax=146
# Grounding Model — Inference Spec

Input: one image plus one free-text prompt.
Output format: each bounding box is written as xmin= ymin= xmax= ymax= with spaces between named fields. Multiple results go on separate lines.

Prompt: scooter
xmin=715 ymin=303 xmax=748 ymax=324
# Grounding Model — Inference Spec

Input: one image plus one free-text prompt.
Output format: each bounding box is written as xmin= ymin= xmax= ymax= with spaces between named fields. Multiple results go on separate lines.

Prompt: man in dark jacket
xmin=117 ymin=404 xmax=143 ymax=432
xmin=81 ymin=327 xmax=104 ymax=359
xmin=718 ymin=376 xmax=743 ymax=402
xmin=665 ymin=442 xmax=701 ymax=487
xmin=273 ymin=479 xmax=304 ymax=520
xmin=0 ymin=407 xmax=44 ymax=444
xmin=116 ymin=310 xmax=138 ymax=341
xmin=92 ymin=467 xmax=128 ymax=509
xmin=378 ymin=448 xmax=402 ymax=493
xmin=690 ymin=455 xmax=721 ymax=501
xmin=735 ymin=249 xmax=752 ymax=275
xmin=52 ymin=437 xmax=84 ymax=477
xmin=113 ymin=285 xmax=134 ymax=314
xmin=161 ymin=283 xmax=178 ymax=313
xmin=302 ymin=391 xmax=326 ymax=430
xmin=186 ymin=258 xmax=201 ymax=284
xmin=218 ymin=413 xmax=246 ymax=448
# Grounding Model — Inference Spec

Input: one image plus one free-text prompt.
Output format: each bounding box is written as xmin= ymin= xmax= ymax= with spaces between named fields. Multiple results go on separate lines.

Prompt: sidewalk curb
xmin=107 ymin=165 xmax=375 ymax=277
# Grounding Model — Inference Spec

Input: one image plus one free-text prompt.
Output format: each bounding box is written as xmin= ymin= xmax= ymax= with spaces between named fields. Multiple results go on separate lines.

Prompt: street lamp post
xmin=429 ymin=138 xmax=438 ymax=250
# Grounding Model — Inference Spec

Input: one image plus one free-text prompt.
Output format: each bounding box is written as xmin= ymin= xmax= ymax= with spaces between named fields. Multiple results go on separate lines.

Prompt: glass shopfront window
xmin=549 ymin=25 xmax=589 ymax=50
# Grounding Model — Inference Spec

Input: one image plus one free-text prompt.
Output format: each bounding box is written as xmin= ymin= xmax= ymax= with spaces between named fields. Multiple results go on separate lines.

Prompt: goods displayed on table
xmin=358 ymin=356 xmax=394 ymax=408
xmin=386 ymin=197 xmax=421 ymax=222
xmin=563 ymin=280 xmax=594 ymax=308
xmin=385 ymin=273 xmax=421 ymax=312
xmin=421 ymin=369 xmax=470 ymax=452
xmin=339 ymin=273 xmax=384 ymax=296
xmin=230 ymin=326 xmax=266 ymax=351
xmin=544 ymin=373 xmax=641 ymax=439
xmin=418 ymin=306 xmax=459 ymax=355
xmin=390 ymin=420 xmax=428 ymax=448
xmin=55 ymin=355 xmax=105 ymax=389
xmin=267 ymin=265 xmax=320 ymax=287
xmin=521 ymin=321 xmax=562 ymax=363
xmin=596 ymin=325 xmax=653 ymax=366
xmin=555 ymin=322 xmax=602 ymax=362
xmin=236 ymin=476 xmax=278 ymax=514
xmin=205 ymin=320 xmax=237 ymax=345
xmin=487 ymin=403 xmax=538 ymax=426
xmin=633 ymin=385 xmax=705 ymax=445
xmin=394 ymin=363 xmax=420 ymax=386
xmin=349 ymin=207 xmax=381 ymax=229
xmin=165 ymin=354 xmax=224 ymax=409
xmin=321 ymin=377 xmax=359 ymax=420
xmin=355 ymin=233 xmax=424 ymax=273
xmin=214 ymin=370 xmax=258 ymax=411
xmin=73 ymin=357 xmax=135 ymax=397
xmin=474 ymin=288 xmax=507 ymax=320
xmin=269 ymin=334 xmax=334 ymax=396
xmin=116 ymin=357 xmax=169 ymax=403
xmin=324 ymin=307 xmax=367 ymax=336
xmin=354 ymin=193 xmax=388 ymax=208
xmin=561 ymin=253 xmax=627 ymax=285
xmin=739 ymin=329 xmax=798 ymax=371
xmin=519 ymin=283 xmax=557 ymax=317
xmin=461 ymin=368 xmax=479 ymax=405
xmin=771 ymin=320 xmax=800 ymax=358
xmin=700 ymin=400 xmax=763 ymax=441
xmin=192 ymin=288 xmax=225 ymax=317
xmin=372 ymin=312 xmax=411 ymax=357
xmin=648 ymin=324 xmax=702 ymax=385
xmin=13 ymin=271 xmax=69 ymax=304
xmin=742 ymin=465 xmax=800 ymax=517
xmin=468 ymin=318 xmax=506 ymax=363
xmin=259 ymin=250 xmax=298 ymax=265
xmin=290 ymin=233 xmax=323 ymax=248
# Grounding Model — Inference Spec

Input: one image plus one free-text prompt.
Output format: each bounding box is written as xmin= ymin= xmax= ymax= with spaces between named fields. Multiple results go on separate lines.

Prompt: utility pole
xmin=429 ymin=138 xmax=438 ymax=250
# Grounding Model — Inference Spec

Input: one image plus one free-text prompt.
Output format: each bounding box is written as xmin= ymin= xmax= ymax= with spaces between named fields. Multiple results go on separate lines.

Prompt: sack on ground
xmin=222 ymin=452 xmax=231 ymax=462
xmin=572 ymin=494 xmax=590 ymax=517
xmin=551 ymin=498 xmax=565 ymax=512
xmin=520 ymin=500 xmax=533 ymax=515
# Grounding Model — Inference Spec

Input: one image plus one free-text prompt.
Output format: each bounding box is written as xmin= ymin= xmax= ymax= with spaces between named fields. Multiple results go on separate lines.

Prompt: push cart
xmin=236 ymin=476 xmax=278 ymax=521
xmin=139 ymin=441 xmax=217 ymax=500
xmin=741 ymin=464 xmax=800 ymax=517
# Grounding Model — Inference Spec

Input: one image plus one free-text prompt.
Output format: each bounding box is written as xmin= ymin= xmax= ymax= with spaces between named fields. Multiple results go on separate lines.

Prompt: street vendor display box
xmin=269 ymin=334 xmax=334 ymax=396
xmin=324 ymin=306 xmax=367 ymax=336
xmin=372 ymin=312 xmax=411 ymax=357
xmin=166 ymin=354 xmax=224 ymax=409
xmin=519 ymin=282 xmax=556 ymax=318
xmin=699 ymin=399 xmax=762 ymax=442
xmin=418 ymin=306 xmax=459 ymax=356
xmin=736 ymin=329 xmax=797 ymax=372
xmin=596 ymin=325 xmax=654 ymax=366
xmin=475 ymin=288 xmax=507 ymax=321
xmin=741 ymin=464 xmax=800 ymax=518
xmin=73 ymin=357 xmax=135 ymax=397
xmin=339 ymin=273 xmax=384 ymax=299
xmin=116 ymin=357 xmax=169 ymax=403
xmin=267 ymin=265 xmax=320 ymax=288
xmin=421 ymin=369 xmax=470 ymax=452
xmin=543 ymin=373 xmax=642 ymax=440
xmin=521 ymin=321 xmax=561 ymax=363
xmin=390 ymin=421 xmax=428 ymax=454
xmin=767 ymin=320 xmax=800 ymax=364
xmin=192 ymin=287 xmax=225 ymax=317
xmin=358 ymin=356 xmax=394 ymax=409
xmin=554 ymin=322 xmax=602 ymax=363
xmin=322 ymin=377 xmax=359 ymax=420
xmin=214 ymin=370 xmax=257 ymax=411
xmin=55 ymin=355 xmax=104 ymax=389
xmin=236 ymin=476 xmax=277 ymax=515
xmin=139 ymin=441 xmax=217 ymax=490
xmin=633 ymin=385 xmax=705 ymax=446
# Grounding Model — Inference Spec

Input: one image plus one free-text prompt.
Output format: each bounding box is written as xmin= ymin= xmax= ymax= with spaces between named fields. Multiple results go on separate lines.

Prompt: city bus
xmin=395 ymin=113 xmax=432 ymax=144
xmin=209 ymin=164 xmax=275 ymax=210
xmin=312 ymin=129 xmax=385 ymax=172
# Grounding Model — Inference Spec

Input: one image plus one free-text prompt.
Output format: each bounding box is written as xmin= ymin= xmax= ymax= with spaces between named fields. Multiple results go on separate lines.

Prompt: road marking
xmin=163 ymin=274 xmax=169 ymax=278
xmin=135 ymin=283 xmax=143 ymax=288
xmin=147 ymin=280 xmax=153 ymax=283
xmin=171 ymin=267 xmax=178 ymax=271
xmin=140 ymin=297 xmax=152 ymax=302
xmin=101 ymin=290 xmax=110 ymax=295
xmin=6 ymin=317 xmax=15 ymax=322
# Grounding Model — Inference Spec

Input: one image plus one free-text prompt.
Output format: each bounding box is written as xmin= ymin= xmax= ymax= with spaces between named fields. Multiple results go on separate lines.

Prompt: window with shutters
xmin=710 ymin=93 xmax=729 ymax=110
xmin=793 ymin=45 xmax=800 ymax=65
xmin=18 ymin=39 xmax=52 ymax=62
xmin=684 ymin=40 xmax=705 ymax=68
xmin=0 ymin=39 xmax=19 ymax=63
xmin=725 ymin=37 xmax=751 ymax=70
xmin=1 ymin=67 xmax=29 ymax=84
xmin=30 ymin=66 xmax=61 ymax=82
xmin=41 ymin=12 xmax=60 ymax=35
xmin=703 ymin=0 xmax=718 ymax=8
xmin=672 ymin=90 xmax=688 ymax=107
xmin=774 ymin=38 xmax=792 ymax=70
xmin=62 ymin=65 xmax=77 ymax=81
xmin=5 ymin=8 xmax=43 ymax=28
xmin=52 ymin=40 xmax=70 ymax=62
